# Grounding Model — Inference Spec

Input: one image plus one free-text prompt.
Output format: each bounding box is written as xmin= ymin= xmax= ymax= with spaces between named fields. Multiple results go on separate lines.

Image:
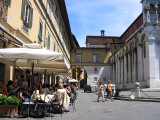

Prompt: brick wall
xmin=121 ymin=13 xmax=143 ymax=42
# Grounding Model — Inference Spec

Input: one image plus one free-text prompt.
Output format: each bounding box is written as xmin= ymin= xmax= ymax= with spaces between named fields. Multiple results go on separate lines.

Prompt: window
xmin=21 ymin=0 xmax=33 ymax=28
xmin=93 ymin=54 xmax=99 ymax=63
xmin=4 ymin=0 xmax=11 ymax=6
xmin=94 ymin=77 xmax=98 ymax=82
xmin=49 ymin=0 xmax=52 ymax=19
xmin=76 ymin=55 xmax=81 ymax=63
xmin=47 ymin=33 xmax=50 ymax=50
xmin=53 ymin=42 xmax=56 ymax=51
xmin=38 ymin=19 xmax=43 ymax=43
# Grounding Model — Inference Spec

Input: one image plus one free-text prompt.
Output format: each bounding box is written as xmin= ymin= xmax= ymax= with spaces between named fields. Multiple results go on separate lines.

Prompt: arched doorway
xmin=72 ymin=67 xmax=87 ymax=88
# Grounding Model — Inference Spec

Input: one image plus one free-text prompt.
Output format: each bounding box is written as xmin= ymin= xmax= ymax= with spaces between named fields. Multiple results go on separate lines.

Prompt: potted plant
xmin=0 ymin=95 xmax=21 ymax=118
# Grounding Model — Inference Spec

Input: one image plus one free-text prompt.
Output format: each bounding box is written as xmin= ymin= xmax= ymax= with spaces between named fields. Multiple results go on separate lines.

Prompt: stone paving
xmin=1 ymin=90 xmax=160 ymax=120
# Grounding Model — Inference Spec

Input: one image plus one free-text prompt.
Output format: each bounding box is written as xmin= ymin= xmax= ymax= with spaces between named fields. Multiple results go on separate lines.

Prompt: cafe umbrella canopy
xmin=0 ymin=44 xmax=69 ymax=89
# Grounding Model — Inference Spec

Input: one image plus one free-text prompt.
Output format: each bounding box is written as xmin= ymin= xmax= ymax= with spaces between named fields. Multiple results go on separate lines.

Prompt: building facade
xmin=71 ymin=0 xmax=160 ymax=90
xmin=0 ymin=0 xmax=75 ymax=85
xmin=71 ymin=32 xmax=123 ymax=88
xmin=110 ymin=0 xmax=160 ymax=89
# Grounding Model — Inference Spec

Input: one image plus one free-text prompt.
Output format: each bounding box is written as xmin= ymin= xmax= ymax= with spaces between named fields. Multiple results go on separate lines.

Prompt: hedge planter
xmin=0 ymin=105 xmax=18 ymax=118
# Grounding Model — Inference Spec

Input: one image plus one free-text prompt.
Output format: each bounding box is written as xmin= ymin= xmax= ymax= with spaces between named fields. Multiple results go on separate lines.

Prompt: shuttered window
xmin=21 ymin=0 xmax=33 ymax=28
xmin=4 ymin=0 xmax=11 ymax=6
xmin=38 ymin=19 xmax=43 ymax=43
xmin=76 ymin=55 xmax=81 ymax=63
xmin=93 ymin=54 xmax=99 ymax=63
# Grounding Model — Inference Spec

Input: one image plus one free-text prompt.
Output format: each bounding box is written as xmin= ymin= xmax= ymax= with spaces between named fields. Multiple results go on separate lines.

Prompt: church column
xmin=135 ymin=47 xmax=138 ymax=82
xmin=112 ymin=60 xmax=114 ymax=83
xmin=126 ymin=53 xmax=129 ymax=83
xmin=117 ymin=56 xmax=120 ymax=84
xmin=130 ymin=50 xmax=133 ymax=83
xmin=116 ymin=58 xmax=118 ymax=84
xmin=120 ymin=56 xmax=122 ymax=84
xmin=155 ymin=4 xmax=158 ymax=23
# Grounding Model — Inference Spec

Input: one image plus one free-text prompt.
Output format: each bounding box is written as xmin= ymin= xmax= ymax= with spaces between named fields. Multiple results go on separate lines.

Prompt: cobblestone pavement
xmin=1 ymin=90 xmax=160 ymax=120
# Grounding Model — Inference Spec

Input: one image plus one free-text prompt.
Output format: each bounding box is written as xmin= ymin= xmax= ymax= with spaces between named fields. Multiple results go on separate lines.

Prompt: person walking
xmin=97 ymin=81 xmax=105 ymax=102
xmin=106 ymin=80 xmax=113 ymax=101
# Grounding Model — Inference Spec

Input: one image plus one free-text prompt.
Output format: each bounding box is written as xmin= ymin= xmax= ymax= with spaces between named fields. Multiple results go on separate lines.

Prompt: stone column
xmin=121 ymin=57 xmax=124 ymax=84
xmin=127 ymin=54 xmax=130 ymax=83
xmin=112 ymin=61 xmax=114 ymax=83
xmin=155 ymin=4 xmax=158 ymax=23
xmin=114 ymin=62 xmax=116 ymax=84
xmin=130 ymin=51 xmax=133 ymax=83
xmin=133 ymin=47 xmax=138 ymax=82
xmin=119 ymin=57 xmax=121 ymax=84
xmin=125 ymin=54 xmax=128 ymax=83
xmin=148 ymin=40 xmax=160 ymax=88
xmin=117 ymin=57 xmax=120 ymax=84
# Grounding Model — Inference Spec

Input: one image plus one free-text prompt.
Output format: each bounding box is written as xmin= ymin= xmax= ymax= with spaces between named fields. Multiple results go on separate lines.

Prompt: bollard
xmin=134 ymin=82 xmax=140 ymax=97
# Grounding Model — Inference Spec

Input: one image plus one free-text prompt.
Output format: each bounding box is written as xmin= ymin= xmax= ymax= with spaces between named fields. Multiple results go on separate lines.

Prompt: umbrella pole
xmin=31 ymin=62 xmax=34 ymax=92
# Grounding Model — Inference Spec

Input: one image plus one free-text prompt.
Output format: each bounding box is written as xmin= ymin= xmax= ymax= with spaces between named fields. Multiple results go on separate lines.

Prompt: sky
xmin=65 ymin=0 xmax=142 ymax=47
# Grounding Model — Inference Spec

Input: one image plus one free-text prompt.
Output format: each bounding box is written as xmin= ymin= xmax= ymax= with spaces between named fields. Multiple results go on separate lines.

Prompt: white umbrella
xmin=0 ymin=48 xmax=63 ymax=61
xmin=0 ymin=45 xmax=69 ymax=90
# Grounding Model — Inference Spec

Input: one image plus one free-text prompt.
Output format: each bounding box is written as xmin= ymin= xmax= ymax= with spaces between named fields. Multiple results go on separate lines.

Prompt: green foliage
xmin=0 ymin=95 xmax=21 ymax=106
xmin=0 ymin=95 xmax=7 ymax=105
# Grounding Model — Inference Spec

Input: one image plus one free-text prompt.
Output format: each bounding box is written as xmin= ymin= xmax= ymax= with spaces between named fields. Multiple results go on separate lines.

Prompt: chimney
xmin=101 ymin=30 xmax=105 ymax=36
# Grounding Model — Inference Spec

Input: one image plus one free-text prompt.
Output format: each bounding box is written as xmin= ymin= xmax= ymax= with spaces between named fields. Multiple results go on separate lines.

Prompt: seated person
xmin=41 ymin=84 xmax=52 ymax=94
xmin=6 ymin=80 xmax=13 ymax=93
xmin=49 ymin=83 xmax=55 ymax=93
xmin=18 ymin=88 xmax=30 ymax=102
xmin=56 ymin=83 xmax=70 ymax=112
xmin=64 ymin=85 xmax=71 ymax=97
xmin=8 ymin=82 xmax=19 ymax=96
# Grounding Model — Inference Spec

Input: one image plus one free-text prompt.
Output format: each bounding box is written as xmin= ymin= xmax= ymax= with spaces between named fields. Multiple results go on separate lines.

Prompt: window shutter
xmin=4 ymin=0 xmax=11 ymax=6
xmin=29 ymin=7 xmax=33 ymax=28
xmin=21 ymin=0 xmax=26 ymax=20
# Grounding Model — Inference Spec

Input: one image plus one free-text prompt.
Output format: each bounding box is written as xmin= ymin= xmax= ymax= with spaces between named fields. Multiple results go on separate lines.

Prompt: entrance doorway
xmin=72 ymin=67 xmax=87 ymax=88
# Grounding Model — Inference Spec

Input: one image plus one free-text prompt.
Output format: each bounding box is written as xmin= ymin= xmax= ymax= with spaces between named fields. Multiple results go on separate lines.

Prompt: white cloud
xmin=66 ymin=0 xmax=142 ymax=47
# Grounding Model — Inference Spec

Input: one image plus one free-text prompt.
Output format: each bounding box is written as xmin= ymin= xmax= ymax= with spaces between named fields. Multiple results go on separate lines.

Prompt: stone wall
xmin=83 ymin=66 xmax=110 ymax=85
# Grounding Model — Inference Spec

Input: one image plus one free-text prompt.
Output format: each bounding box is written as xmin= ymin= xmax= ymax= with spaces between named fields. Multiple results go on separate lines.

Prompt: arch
xmin=72 ymin=67 xmax=87 ymax=88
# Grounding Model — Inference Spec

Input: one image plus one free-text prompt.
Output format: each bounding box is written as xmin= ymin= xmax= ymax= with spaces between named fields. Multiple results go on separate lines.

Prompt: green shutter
xmin=29 ymin=7 xmax=33 ymax=28
xmin=4 ymin=0 xmax=11 ymax=6
xmin=21 ymin=0 xmax=26 ymax=20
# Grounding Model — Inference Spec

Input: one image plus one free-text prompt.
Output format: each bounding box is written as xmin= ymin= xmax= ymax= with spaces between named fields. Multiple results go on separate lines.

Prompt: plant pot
xmin=0 ymin=105 xmax=18 ymax=118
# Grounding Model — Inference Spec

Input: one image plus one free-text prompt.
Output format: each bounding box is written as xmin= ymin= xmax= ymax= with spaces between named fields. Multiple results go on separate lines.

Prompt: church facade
xmin=110 ymin=0 xmax=160 ymax=89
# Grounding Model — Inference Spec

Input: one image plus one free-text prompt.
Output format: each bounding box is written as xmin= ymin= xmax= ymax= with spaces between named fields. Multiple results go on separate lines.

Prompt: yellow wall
xmin=3 ymin=0 xmax=70 ymax=61
xmin=0 ymin=0 xmax=72 ymax=84
xmin=71 ymin=48 xmax=112 ymax=66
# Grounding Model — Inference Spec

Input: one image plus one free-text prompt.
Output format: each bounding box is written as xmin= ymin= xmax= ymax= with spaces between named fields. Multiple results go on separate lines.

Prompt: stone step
xmin=115 ymin=97 xmax=160 ymax=102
